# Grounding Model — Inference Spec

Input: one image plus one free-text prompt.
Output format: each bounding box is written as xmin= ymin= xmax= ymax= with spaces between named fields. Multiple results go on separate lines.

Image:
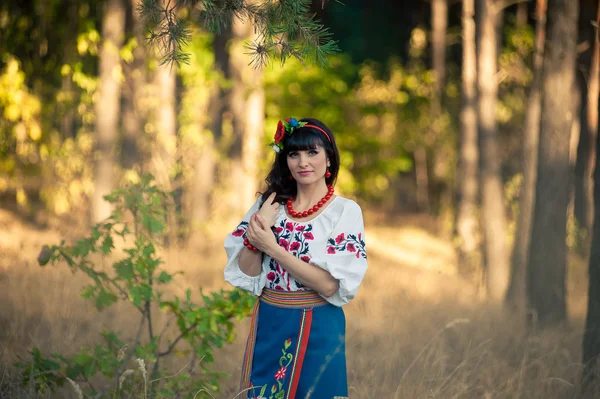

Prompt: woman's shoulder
xmin=333 ymin=196 xmax=362 ymax=211
xmin=327 ymin=196 xmax=363 ymax=218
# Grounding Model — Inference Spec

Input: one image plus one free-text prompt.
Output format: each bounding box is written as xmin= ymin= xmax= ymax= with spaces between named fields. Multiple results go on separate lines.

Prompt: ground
xmin=0 ymin=207 xmax=596 ymax=398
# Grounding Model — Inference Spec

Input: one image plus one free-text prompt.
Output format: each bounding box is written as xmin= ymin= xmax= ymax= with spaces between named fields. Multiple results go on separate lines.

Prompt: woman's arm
xmin=238 ymin=247 xmax=263 ymax=277
xmin=268 ymin=246 xmax=339 ymax=297
xmin=246 ymin=213 xmax=339 ymax=297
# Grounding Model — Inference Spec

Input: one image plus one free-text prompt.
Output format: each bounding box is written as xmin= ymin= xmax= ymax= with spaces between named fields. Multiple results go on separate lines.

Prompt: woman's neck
xmin=294 ymin=182 xmax=329 ymax=207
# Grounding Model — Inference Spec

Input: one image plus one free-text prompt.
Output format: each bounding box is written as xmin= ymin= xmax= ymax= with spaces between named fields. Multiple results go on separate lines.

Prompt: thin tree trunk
xmin=527 ymin=0 xmax=579 ymax=327
xmin=581 ymin=0 xmax=600 ymax=392
xmin=516 ymin=1 xmax=529 ymax=27
xmin=229 ymin=10 xmax=265 ymax=212
xmin=153 ymin=59 xmax=177 ymax=244
xmin=414 ymin=147 xmax=431 ymax=213
xmin=242 ymin=71 xmax=265 ymax=208
xmin=92 ymin=0 xmax=126 ymax=223
xmin=575 ymin=0 xmax=600 ymax=242
xmin=455 ymin=0 xmax=479 ymax=280
xmin=121 ymin=0 xmax=147 ymax=170
xmin=477 ymin=0 xmax=510 ymax=301
xmin=432 ymin=0 xmax=447 ymax=109
xmin=505 ymin=0 xmax=547 ymax=313
xmin=229 ymin=18 xmax=252 ymax=213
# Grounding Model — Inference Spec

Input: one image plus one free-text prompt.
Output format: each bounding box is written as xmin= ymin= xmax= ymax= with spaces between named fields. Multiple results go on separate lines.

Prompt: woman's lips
xmin=298 ymin=171 xmax=312 ymax=176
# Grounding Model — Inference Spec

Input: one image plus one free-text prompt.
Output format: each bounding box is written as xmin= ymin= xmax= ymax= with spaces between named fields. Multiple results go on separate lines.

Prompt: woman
xmin=224 ymin=117 xmax=368 ymax=399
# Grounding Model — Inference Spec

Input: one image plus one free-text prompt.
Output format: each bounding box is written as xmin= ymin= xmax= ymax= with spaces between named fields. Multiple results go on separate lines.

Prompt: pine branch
xmin=139 ymin=0 xmax=340 ymax=68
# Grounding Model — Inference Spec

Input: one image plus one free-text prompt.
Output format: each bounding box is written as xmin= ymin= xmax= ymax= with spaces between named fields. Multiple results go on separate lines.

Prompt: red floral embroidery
xmin=231 ymin=221 xmax=249 ymax=237
xmin=279 ymin=238 xmax=289 ymax=250
xmin=267 ymin=272 xmax=276 ymax=281
xmin=301 ymin=255 xmax=311 ymax=263
xmin=327 ymin=232 xmax=367 ymax=259
xmin=274 ymin=366 xmax=286 ymax=380
xmin=295 ymin=225 xmax=306 ymax=231
xmin=232 ymin=228 xmax=245 ymax=237
xmin=275 ymin=285 xmax=284 ymax=290
xmin=290 ymin=241 xmax=301 ymax=251
xmin=285 ymin=222 xmax=294 ymax=232
xmin=304 ymin=232 xmax=314 ymax=240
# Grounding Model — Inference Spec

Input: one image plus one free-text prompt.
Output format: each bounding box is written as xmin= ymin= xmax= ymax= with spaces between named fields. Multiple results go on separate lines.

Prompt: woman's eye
xmin=288 ymin=152 xmax=298 ymax=157
xmin=309 ymin=150 xmax=318 ymax=155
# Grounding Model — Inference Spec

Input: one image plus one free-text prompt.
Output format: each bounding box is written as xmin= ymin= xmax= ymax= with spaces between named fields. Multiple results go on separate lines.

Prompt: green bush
xmin=16 ymin=174 xmax=255 ymax=398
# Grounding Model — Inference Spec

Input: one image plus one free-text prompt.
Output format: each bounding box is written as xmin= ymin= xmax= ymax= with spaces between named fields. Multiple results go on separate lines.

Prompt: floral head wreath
xmin=269 ymin=117 xmax=332 ymax=153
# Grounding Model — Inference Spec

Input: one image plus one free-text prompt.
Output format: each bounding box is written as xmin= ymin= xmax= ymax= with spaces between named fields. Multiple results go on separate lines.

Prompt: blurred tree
xmin=506 ymin=0 xmax=547 ymax=315
xmin=92 ymin=0 xmax=126 ymax=223
xmin=455 ymin=0 xmax=479 ymax=280
xmin=581 ymin=0 xmax=600 ymax=392
xmin=516 ymin=1 xmax=529 ymax=27
xmin=121 ymin=0 xmax=149 ymax=170
xmin=574 ymin=0 xmax=600 ymax=246
xmin=527 ymin=0 xmax=579 ymax=326
xmin=477 ymin=0 xmax=510 ymax=301
xmin=228 ymin=13 xmax=265 ymax=214
xmin=432 ymin=0 xmax=447 ymax=109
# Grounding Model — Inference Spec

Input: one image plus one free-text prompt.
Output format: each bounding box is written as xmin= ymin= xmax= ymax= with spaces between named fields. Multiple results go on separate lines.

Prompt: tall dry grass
xmin=0 ymin=208 xmax=597 ymax=398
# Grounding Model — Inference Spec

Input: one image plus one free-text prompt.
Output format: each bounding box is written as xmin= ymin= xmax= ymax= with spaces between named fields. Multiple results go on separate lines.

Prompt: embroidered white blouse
xmin=224 ymin=196 xmax=368 ymax=307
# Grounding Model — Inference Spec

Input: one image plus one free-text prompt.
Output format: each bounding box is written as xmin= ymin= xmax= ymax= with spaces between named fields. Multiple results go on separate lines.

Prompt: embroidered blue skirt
xmin=240 ymin=289 xmax=348 ymax=399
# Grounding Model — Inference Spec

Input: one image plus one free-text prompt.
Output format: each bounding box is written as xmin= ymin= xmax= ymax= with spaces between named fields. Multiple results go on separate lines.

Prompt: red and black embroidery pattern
xmin=268 ymin=220 xmax=315 ymax=291
xmin=326 ymin=232 xmax=367 ymax=259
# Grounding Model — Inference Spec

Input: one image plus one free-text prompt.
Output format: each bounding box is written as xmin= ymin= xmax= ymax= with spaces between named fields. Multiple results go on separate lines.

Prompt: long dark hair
xmin=260 ymin=117 xmax=340 ymax=204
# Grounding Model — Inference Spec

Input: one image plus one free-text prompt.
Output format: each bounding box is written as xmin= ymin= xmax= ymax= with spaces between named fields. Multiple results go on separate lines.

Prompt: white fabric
xmin=223 ymin=195 xmax=368 ymax=306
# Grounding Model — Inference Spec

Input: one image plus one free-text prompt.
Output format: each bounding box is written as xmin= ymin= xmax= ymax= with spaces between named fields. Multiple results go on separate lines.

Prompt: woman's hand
xmin=257 ymin=192 xmax=280 ymax=227
xmin=246 ymin=213 xmax=279 ymax=256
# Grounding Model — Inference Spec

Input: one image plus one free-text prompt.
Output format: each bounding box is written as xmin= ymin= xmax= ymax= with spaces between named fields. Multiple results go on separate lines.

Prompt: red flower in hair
xmin=274 ymin=120 xmax=286 ymax=144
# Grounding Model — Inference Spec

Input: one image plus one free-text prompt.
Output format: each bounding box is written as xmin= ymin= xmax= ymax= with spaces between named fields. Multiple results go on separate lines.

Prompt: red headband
xmin=303 ymin=124 xmax=332 ymax=143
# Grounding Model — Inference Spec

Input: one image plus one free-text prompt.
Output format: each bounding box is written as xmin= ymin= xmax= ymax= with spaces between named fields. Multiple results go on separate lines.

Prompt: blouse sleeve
xmin=223 ymin=197 xmax=268 ymax=296
xmin=310 ymin=200 xmax=368 ymax=306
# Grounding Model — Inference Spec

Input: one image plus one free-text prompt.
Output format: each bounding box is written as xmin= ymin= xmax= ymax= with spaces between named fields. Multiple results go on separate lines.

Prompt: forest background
xmin=3 ymin=0 xmax=600 ymax=398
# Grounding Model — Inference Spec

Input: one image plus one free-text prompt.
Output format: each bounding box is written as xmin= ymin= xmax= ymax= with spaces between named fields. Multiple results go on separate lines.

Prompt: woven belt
xmin=259 ymin=288 xmax=329 ymax=309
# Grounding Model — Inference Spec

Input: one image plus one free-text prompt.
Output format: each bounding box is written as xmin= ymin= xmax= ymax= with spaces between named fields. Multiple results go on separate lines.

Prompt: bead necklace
xmin=286 ymin=185 xmax=334 ymax=218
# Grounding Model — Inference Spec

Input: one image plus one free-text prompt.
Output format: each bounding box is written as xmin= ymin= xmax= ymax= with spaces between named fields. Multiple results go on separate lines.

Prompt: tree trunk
xmin=516 ymin=1 xmax=529 ymax=27
xmin=581 ymin=0 xmax=600 ymax=392
xmin=432 ymin=0 xmax=447 ymax=108
xmin=527 ymin=0 xmax=579 ymax=327
xmin=477 ymin=0 xmax=510 ymax=301
xmin=229 ymin=17 xmax=258 ymax=213
xmin=242 ymin=69 xmax=265 ymax=208
xmin=455 ymin=0 xmax=479 ymax=280
xmin=153 ymin=64 xmax=177 ymax=183
xmin=505 ymin=0 xmax=547 ymax=313
xmin=575 ymin=0 xmax=600 ymax=242
xmin=92 ymin=0 xmax=126 ymax=223
xmin=153 ymin=56 xmax=177 ymax=245
xmin=121 ymin=0 xmax=147 ymax=170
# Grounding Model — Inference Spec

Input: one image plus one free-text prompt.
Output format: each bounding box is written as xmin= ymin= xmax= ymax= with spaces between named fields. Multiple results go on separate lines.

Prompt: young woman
xmin=224 ymin=117 xmax=368 ymax=399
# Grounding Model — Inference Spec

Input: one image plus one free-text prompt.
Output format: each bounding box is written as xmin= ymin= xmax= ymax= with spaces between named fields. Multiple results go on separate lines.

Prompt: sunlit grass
xmin=0 ymin=208 xmax=598 ymax=398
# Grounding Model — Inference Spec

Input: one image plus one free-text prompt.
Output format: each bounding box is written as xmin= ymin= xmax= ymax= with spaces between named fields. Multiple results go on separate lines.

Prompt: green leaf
xmin=100 ymin=235 xmax=114 ymax=254
xmin=114 ymin=259 xmax=135 ymax=280
xmin=96 ymin=290 xmax=118 ymax=310
xmin=74 ymin=353 xmax=94 ymax=366
xmin=157 ymin=271 xmax=173 ymax=284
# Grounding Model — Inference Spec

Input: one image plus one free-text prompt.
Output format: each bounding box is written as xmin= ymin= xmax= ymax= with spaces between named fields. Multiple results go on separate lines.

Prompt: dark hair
xmin=260 ymin=117 xmax=340 ymax=204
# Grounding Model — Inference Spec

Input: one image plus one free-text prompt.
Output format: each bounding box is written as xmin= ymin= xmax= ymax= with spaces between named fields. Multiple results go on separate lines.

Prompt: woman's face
xmin=286 ymin=146 xmax=329 ymax=186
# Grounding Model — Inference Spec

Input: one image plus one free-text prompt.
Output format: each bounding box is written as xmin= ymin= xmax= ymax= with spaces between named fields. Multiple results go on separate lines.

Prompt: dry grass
xmin=0 ymin=208 xmax=598 ymax=398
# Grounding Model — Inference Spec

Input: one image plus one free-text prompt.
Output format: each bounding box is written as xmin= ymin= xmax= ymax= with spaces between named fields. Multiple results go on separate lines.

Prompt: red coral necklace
xmin=287 ymin=185 xmax=334 ymax=218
